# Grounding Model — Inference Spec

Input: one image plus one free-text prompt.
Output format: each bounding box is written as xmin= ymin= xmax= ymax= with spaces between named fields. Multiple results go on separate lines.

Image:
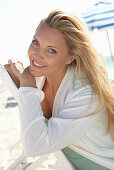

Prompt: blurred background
xmin=0 ymin=0 xmax=114 ymax=82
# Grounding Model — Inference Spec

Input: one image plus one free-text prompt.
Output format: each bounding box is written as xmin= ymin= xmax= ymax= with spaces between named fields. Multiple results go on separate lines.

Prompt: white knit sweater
xmin=18 ymin=64 xmax=114 ymax=169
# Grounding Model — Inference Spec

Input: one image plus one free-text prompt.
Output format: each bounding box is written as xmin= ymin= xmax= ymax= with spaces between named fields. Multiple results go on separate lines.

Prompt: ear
xmin=66 ymin=55 xmax=75 ymax=65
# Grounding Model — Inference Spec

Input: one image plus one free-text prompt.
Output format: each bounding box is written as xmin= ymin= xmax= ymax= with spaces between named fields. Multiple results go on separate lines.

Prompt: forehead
xmin=35 ymin=24 xmax=68 ymax=49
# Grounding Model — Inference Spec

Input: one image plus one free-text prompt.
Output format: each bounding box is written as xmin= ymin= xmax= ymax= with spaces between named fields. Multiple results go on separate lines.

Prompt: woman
xmin=5 ymin=10 xmax=114 ymax=169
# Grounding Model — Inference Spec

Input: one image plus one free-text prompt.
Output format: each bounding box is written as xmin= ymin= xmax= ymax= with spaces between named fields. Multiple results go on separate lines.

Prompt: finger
xmin=8 ymin=58 xmax=24 ymax=75
xmin=8 ymin=58 xmax=23 ymax=65
xmin=4 ymin=64 xmax=11 ymax=72
xmin=8 ymin=58 xmax=18 ymax=63
xmin=8 ymin=58 xmax=16 ymax=64
xmin=9 ymin=57 xmax=18 ymax=62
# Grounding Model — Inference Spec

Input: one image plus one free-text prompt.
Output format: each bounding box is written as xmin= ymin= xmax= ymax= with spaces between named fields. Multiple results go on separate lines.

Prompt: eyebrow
xmin=47 ymin=45 xmax=59 ymax=49
xmin=33 ymin=36 xmax=60 ymax=49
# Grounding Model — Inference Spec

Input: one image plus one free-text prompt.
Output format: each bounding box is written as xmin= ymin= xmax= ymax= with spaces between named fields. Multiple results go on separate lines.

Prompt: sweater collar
xmin=35 ymin=64 xmax=76 ymax=117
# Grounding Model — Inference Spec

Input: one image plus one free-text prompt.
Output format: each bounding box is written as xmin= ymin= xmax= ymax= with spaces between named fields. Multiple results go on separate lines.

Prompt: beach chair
xmin=0 ymin=139 xmax=75 ymax=170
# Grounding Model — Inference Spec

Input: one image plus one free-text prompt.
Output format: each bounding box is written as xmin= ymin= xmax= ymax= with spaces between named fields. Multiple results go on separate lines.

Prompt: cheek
xmin=28 ymin=45 xmax=32 ymax=61
xmin=50 ymin=55 xmax=66 ymax=68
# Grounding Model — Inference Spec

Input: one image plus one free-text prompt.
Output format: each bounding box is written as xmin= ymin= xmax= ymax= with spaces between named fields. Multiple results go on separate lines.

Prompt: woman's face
xmin=28 ymin=23 xmax=72 ymax=78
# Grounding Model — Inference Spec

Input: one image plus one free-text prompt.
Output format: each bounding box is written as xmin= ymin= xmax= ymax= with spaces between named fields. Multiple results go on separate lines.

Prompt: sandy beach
xmin=0 ymin=85 xmax=59 ymax=170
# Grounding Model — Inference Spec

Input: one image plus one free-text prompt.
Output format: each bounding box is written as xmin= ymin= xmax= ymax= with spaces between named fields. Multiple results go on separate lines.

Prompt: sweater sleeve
xmin=18 ymin=86 xmax=102 ymax=157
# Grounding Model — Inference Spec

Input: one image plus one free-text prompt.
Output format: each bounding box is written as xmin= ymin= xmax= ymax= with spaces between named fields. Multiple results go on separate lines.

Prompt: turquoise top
xmin=62 ymin=147 xmax=109 ymax=170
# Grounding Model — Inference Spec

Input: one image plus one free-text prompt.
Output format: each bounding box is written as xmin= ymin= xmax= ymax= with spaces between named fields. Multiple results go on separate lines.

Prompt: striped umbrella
xmin=81 ymin=1 xmax=114 ymax=60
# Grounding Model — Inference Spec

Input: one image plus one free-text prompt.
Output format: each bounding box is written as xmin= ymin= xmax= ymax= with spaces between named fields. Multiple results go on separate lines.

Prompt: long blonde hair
xmin=39 ymin=9 xmax=114 ymax=133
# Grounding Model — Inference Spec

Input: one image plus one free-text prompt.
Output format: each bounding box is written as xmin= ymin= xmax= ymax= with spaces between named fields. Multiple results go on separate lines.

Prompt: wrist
xmin=20 ymin=78 xmax=37 ymax=88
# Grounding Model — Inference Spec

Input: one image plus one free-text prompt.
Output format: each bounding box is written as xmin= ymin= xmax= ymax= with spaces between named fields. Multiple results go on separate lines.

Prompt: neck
xmin=46 ymin=66 xmax=68 ymax=95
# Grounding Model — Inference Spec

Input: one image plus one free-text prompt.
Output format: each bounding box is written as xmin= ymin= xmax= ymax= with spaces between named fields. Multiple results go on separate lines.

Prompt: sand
xmin=0 ymin=86 xmax=61 ymax=170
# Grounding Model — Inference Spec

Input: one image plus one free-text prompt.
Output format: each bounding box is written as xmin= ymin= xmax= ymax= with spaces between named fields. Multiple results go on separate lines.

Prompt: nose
xmin=32 ymin=48 xmax=43 ymax=61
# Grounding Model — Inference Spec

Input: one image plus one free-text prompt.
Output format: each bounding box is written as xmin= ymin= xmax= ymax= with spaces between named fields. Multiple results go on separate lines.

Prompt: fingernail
xmin=8 ymin=59 xmax=12 ymax=64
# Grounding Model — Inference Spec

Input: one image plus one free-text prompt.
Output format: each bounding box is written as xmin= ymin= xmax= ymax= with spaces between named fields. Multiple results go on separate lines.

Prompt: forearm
xmin=18 ymin=87 xmax=48 ymax=156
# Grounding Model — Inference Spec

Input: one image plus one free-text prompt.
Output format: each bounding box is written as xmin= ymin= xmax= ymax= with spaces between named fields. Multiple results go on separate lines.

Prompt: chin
xmin=29 ymin=67 xmax=44 ymax=77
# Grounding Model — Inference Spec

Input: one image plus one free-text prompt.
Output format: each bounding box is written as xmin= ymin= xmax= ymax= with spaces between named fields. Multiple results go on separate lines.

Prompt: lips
xmin=32 ymin=60 xmax=46 ymax=68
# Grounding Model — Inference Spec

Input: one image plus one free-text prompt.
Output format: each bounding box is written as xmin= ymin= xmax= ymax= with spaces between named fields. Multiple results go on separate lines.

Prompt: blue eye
xmin=49 ymin=49 xmax=56 ymax=54
xmin=32 ymin=40 xmax=38 ymax=45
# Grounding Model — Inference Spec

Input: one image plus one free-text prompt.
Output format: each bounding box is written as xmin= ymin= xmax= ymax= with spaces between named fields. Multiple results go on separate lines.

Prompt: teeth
xmin=34 ymin=61 xmax=44 ymax=67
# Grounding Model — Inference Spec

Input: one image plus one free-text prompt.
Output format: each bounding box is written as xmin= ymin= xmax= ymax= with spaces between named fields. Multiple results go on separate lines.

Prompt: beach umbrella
xmin=81 ymin=1 xmax=114 ymax=61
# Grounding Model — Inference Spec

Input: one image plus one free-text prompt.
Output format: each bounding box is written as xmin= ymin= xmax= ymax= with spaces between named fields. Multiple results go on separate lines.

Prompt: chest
xmin=41 ymin=87 xmax=55 ymax=119
xmin=41 ymin=99 xmax=53 ymax=119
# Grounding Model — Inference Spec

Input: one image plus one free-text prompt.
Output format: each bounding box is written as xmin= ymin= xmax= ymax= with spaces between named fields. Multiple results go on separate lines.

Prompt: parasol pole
xmin=105 ymin=30 xmax=114 ymax=62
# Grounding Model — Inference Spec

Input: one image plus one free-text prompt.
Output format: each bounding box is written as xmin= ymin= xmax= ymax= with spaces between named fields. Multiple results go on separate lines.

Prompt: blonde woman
xmin=5 ymin=10 xmax=114 ymax=169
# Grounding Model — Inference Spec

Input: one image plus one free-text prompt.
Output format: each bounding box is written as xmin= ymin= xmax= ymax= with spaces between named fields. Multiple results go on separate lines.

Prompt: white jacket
xmin=18 ymin=64 xmax=114 ymax=169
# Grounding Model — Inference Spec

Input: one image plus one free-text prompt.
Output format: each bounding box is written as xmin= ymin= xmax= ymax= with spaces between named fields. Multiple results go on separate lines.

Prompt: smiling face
xmin=28 ymin=24 xmax=73 ymax=78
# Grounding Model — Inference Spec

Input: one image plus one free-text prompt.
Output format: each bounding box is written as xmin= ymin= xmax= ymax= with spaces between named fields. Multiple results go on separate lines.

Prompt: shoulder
xmin=67 ymin=81 xmax=92 ymax=100
xmin=65 ymin=79 xmax=96 ymax=110
xmin=66 ymin=64 xmax=94 ymax=103
xmin=60 ymin=65 xmax=101 ymax=118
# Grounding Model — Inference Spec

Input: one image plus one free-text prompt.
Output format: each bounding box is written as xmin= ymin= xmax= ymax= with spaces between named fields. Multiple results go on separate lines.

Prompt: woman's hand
xmin=4 ymin=58 xmax=36 ymax=88
xmin=8 ymin=59 xmax=24 ymax=80
xmin=4 ymin=61 xmax=21 ymax=88
xmin=20 ymin=66 xmax=37 ymax=88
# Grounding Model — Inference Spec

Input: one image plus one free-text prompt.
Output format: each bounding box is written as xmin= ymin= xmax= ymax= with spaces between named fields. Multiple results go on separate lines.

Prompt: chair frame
xmin=0 ymin=139 xmax=75 ymax=170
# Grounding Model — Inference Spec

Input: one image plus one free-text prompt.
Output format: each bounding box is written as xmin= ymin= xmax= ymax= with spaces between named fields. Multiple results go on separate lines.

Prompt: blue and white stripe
xmin=81 ymin=1 xmax=114 ymax=30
